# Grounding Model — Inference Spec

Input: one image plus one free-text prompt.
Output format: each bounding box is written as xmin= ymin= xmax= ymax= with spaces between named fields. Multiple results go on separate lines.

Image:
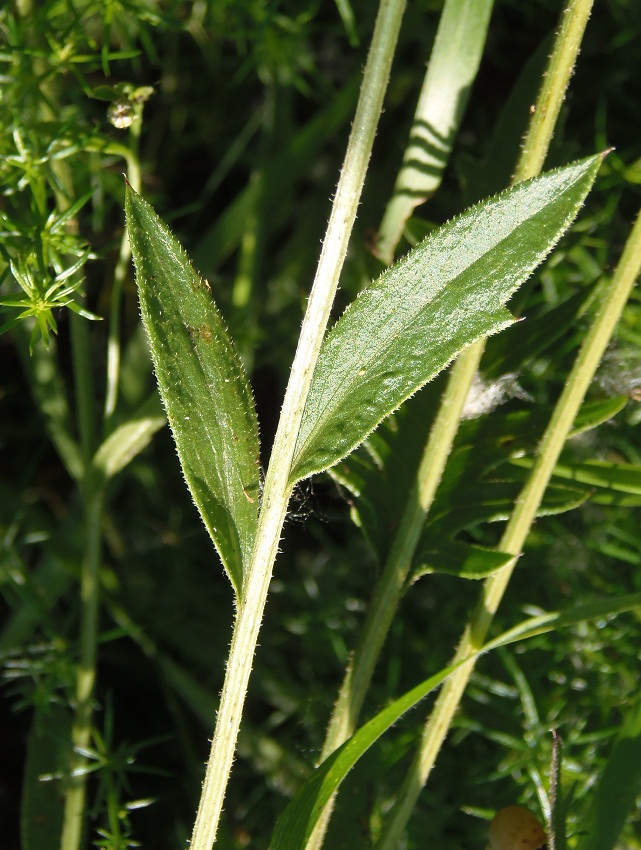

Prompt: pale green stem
xmin=514 ymin=0 xmax=594 ymax=184
xmin=376 ymin=194 xmax=640 ymax=850
xmin=316 ymin=0 xmax=497 ymax=774
xmin=69 ymin=315 xmax=95 ymax=470
xmin=188 ymin=2 xmax=407 ymax=847
xmin=62 ymin=132 xmax=143 ymax=845
xmin=20 ymin=27 xmax=102 ymax=848
xmin=376 ymin=0 xmax=494 ymax=265
xmin=21 ymin=37 xmax=147 ymax=850
xmin=309 ymin=2 xmax=594 ymax=845
xmin=369 ymin=0 xmax=596 ymax=846
xmin=60 ymin=489 xmax=104 ymax=850
xmin=60 ymin=135 xmax=140 ymax=844
xmin=322 ymin=351 xmax=481 ymax=757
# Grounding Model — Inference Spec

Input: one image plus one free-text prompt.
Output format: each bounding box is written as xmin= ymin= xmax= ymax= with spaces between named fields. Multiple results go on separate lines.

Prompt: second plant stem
xmin=60 ymin=489 xmax=104 ymax=850
xmin=310 ymin=0 xmax=595 ymax=847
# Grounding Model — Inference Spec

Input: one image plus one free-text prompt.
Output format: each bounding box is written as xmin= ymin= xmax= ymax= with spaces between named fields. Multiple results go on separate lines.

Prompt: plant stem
xmin=369 ymin=0 xmax=596 ymax=845
xmin=69 ymin=315 xmax=95 ymax=469
xmin=310 ymin=3 xmax=597 ymax=845
xmin=188 ymin=2 xmax=407 ymax=847
xmin=19 ymin=18 xmax=106 ymax=844
xmin=326 ymin=353 xmax=481 ymax=756
xmin=376 ymin=0 xmax=494 ymax=265
xmin=315 ymin=0 xmax=497 ymax=777
xmin=515 ymin=0 xmax=594 ymax=184
xmin=305 ymin=348 xmax=480 ymax=850
xmin=60 ymin=489 xmax=105 ymax=850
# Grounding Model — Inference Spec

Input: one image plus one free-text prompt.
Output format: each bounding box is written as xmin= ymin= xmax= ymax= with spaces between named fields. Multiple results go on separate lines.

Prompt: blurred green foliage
xmin=1 ymin=1 xmax=640 ymax=848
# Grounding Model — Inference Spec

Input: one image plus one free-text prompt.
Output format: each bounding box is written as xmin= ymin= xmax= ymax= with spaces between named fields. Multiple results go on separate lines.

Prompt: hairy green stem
xmin=323 ymin=353 xmax=481 ymax=757
xmin=296 ymin=0 xmax=595 ymax=844
xmin=188 ymin=2 xmax=407 ymax=847
xmin=514 ymin=0 xmax=594 ymax=184
xmin=376 ymin=0 xmax=494 ymax=264
xmin=315 ymin=0 xmax=497 ymax=780
xmin=305 ymin=350 xmax=480 ymax=850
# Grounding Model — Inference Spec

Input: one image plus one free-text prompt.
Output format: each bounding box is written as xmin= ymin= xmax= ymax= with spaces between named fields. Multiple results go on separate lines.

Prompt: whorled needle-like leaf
xmin=290 ymin=155 xmax=602 ymax=485
xmin=126 ymin=184 xmax=260 ymax=597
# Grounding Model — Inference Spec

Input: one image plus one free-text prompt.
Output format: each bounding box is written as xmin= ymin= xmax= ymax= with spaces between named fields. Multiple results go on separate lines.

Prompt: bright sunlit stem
xmin=374 ymin=0 xmax=597 ymax=847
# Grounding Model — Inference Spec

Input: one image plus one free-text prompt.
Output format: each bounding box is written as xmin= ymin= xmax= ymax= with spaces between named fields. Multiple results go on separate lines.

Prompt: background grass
xmin=1 ymin=1 xmax=641 ymax=848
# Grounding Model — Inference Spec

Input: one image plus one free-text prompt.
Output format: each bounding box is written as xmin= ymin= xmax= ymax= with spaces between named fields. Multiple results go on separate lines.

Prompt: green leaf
xmin=509 ymin=457 xmax=641 ymax=496
xmin=21 ymin=704 xmax=70 ymax=850
xmin=422 ymin=479 xmax=590 ymax=550
xmin=92 ymin=393 xmax=166 ymax=483
xmin=575 ymin=695 xmax=641 ymax=850
xmin=268 ymin=659 xmax=464 ymax=850
xmin=333 ymin=389 xmax=620 ymax=568
xmin=412 ymin=541 xmax=513 ymax=581
xmin=569 ymin=395 xmax=628 ymax=436
xmin=268 ymin=592 xmax=641 ymax=850
xmin=126 ymin=184 xmax=261 ymax=597
xmin=290 ymin=155 xmax=602 ymax=484
xmin=329 ymin=379 xmax=443 ymax=562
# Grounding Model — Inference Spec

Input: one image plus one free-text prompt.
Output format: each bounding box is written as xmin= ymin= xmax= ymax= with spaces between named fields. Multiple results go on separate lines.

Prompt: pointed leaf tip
xmin=290 ymin=155 xmax=601 ymax=484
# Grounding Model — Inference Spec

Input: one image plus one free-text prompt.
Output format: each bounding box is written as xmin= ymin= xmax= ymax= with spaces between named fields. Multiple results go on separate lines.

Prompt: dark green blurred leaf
xmin=510 ymin=457 xmax=641 ymax=497
xmin=412 ymin=541 xmax=513 ymax=580
xmin=92 ymin=393 xmax=165 ymax=483
xmin=21 ymin=704 xmax=70 ymax=850
xmin=575 ymin=696 xmax=641 ymax=850
xmin=482 ymin=289 xmax=592 ymax=379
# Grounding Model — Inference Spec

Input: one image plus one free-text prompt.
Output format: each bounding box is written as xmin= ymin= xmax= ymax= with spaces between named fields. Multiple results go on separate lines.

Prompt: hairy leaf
xmin=126 ymin=185 xmax=260 ymax=597
xmin=290 ymin=156 xmax=602 ymax=484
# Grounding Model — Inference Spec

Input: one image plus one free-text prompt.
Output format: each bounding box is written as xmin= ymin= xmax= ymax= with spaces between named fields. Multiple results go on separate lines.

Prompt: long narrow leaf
xmin=268 ymin=592 xmax=641 ymax=850
xmin=511 ymin=456 xmax=641 ymax=495
xmin=290 ymin=155 xmax=602 ymax=484
xmin=91 ymin=393 xmax=165 ymax=482
xmin=575 ymin=695 xmax=641 ymax=850
xmin=126 ymin=185 xmax=261 ymax=597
